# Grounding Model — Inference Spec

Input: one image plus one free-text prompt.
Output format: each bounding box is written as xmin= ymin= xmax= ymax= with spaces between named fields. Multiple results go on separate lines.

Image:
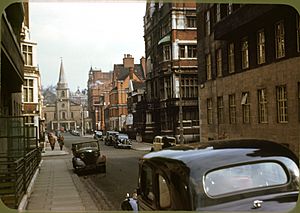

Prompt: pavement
xmin=18 ymin=135 xmax=152 ymax=212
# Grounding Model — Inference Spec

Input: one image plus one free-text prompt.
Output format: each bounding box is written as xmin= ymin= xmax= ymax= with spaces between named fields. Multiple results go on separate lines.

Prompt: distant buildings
xmin=108 ymin=54 xmax=145 ymax=131
xmin=196 ymin=4 xmax=300 ymax=155
xmin=87 ymin=67 xmax=112 ymax=131
xmin=143 ymin=2 xmax=199 ymax=142
xmin=43 ymin=60 xmax=88 ymax=133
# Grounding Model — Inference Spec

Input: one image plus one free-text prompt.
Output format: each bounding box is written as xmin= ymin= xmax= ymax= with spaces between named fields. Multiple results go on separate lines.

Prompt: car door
xmin=138 ymin=163 xmax=172 ymax=210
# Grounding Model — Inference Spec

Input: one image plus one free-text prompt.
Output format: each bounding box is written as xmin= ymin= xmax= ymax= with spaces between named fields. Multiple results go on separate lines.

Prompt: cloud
xmin=29 ymin=1 xmax=146 ymax=91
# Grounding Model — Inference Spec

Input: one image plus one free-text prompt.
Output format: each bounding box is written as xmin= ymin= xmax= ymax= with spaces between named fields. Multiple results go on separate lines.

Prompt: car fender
xmin=96 ymin=155 xmax=106 ymax=164
xmin=73 ymin=157 xmax=86 ymax=167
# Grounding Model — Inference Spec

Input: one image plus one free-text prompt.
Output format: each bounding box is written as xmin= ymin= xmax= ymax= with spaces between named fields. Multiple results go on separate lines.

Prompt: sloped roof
xmin=132 ymin=81 xmax=145 ymax=90
xmin=115 ymin=64 xmax=145 ymax=81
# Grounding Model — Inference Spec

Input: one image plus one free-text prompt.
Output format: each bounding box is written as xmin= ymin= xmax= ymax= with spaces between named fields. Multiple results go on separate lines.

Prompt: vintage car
xmin=114 ymin=133 xmax=132 ymax=149
xmin=94 ymin=130 xmax=103 ymax=140
xmin=122 ymin=139 xmax=299 ymax=211
xmin=104 ymin=130 xmax=119 ymax=146
xmin=151 ymin=135 xmax=176 ymax=151
xmin=71 ymin=140 xmax=106 ymax=174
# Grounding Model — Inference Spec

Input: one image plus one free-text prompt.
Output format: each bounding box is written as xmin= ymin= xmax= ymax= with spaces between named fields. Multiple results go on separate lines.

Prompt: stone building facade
xmin=43 ymin=60 xmax=83 ymax=132
xmin=196 ymin=4 xmax=300 ymax=156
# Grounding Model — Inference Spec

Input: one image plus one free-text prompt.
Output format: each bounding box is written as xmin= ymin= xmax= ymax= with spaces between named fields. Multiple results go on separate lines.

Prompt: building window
xmin=241 ymin=92 xmax=250 ymax=123
xmin=241 ymin=38 xmax=249 ymax=69
xmin=217 ymin=96 xmax=224 ymax=124
xmin=276 ymin=85 xmax=288 ymax=123
xmin=216 ymin=49 xmax=222 ymax=77
xmin=61 ymin=91 xmax=65 ymax=97
xmin=22 ymin=44 xmax=33 ymax=66
xmin=228 ymin=43 xmax=235 ymax=73
xmin=275 ymin=21 xmax=285 ymax=59
xmin=216 ymin=4 xmax=221 ymax=22
xmin=61 ymin=103 xmax=65 ymax=108
xmin=205 ymin=10 xmax=210 ymax=36
xmin=71 ymin=112 xmax=74 ymax=118
xmin=207 ymin=98 xmax=213 ymax=124
xmin=44 ymin=113 xmax=47 ymax=120
xmin=258 ymin=89 xmax=268 ymax=123
xmin=257 ymin=30 xmax=266 ymax=64
xmin=187 ymin=45 xmax=197 ymax=58
xmin=165 ymin=77 xmax=171 ymax=99
xmin=206 ymin=54 xmax=212 ymax=80
xmin=229 ymin=94 xmax=236 ymax=124
xmin=62 ymin=112 xmax=66 ymax=119
xmin=187 ymin=16 xmax=196 ymax=28
xmin=297 ymin=15 xmax=300 ymax=52
xmin=23 ymin=78 xmax=34 ymax=102
xmin=163 ymin=45 xmax=170 ymax=61
xmin=179 ymin=45 xmax=197 ymax=58
xmin=181 ymin=76 xmax=198 ymax=98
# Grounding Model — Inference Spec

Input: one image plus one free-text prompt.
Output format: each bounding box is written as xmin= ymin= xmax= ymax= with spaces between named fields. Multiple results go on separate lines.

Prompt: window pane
xmin=159 ymin=175 xmax=171 ymax=208
xmin=205 ymin=162 xmax=288 ymax=196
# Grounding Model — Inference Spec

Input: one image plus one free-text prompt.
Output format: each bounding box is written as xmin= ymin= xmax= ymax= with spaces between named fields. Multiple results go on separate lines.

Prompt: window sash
xmin=275 ymin=21 xmax=285 ymax=59
xmin=257 ymin=30 xmax=266 ymax=64
xmin=242 ymin=92 xmax=250 ymax=123
xmin=258 ymin=89 xmax=268 ymax=123
xmin=216 ymin=49 xmax=222 ymax=77
xmin=241 ymin=39 xmax=249 ymax=69
xmin=228 ymin=43 xmax=235 ymax=73
xmin=205 ymin=10 xmax=210 ymax=36
xmin=229 ymin=94 xmax=236 ymax=124
xmin=217 ymin=96 xmax=224 ymax=124
xmin=163 ymin=45 xmax=170 ymax=61
xmin=276 ymin=86 xmax=288 ymax=123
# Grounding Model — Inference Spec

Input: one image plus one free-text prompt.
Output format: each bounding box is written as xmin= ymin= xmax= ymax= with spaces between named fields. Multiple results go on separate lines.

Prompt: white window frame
xmin=23 ymin=78 xmax=34 ymax=103
xmin=22 ymin=44 xmax=33 ymax=66
xmin=258 ymin=88 xmax=268 ymax=123
xmin=241 ymin=92 xmax=250 ymax=124
xmin=163 ymin=45 xmax=171 ymax=61
xmin=217 ymin=96 xmax=224 ymax=124
xmin=276 ymin=85 xmax=288 ymax=123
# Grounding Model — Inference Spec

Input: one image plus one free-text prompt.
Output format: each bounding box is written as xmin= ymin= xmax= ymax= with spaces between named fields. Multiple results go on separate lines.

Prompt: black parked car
xmin=72 ymin=140 xmax=106 ymax=175
xmin=104 ymin=130 xmax=119 ymax=146
xmin=122 ymin=139 xmax=299 ymax=211
xmin=114 ymin=133 xmax=132 ymax=149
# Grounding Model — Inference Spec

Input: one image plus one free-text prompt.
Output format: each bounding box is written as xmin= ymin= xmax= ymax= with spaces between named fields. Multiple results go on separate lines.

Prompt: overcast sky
xmin=29 ymin=1 xmax=146 ymax=91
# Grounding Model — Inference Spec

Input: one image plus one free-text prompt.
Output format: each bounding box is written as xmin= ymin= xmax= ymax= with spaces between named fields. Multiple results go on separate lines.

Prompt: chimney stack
xmin=123 ymin=54 xmax=134 ymax=68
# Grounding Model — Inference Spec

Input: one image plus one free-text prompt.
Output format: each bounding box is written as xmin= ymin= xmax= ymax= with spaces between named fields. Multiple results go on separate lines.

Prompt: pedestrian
xmin=58 ymin=134 xmax=64 ymax=150
xmin=49 ymin=133 xmax=56 ymax=151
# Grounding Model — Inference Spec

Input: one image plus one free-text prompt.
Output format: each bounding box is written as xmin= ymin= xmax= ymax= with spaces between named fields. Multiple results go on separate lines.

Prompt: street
xmin=26 ymin=133 xmax=148 ymax=211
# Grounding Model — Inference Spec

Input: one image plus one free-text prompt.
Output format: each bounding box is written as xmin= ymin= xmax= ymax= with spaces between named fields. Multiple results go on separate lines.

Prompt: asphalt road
xmin=63 ymin=133 xmax=148 ymax=210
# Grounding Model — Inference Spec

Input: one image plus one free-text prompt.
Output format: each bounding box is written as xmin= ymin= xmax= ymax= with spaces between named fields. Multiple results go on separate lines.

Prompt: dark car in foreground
xmin=114 ymin=133 xmax=132 ymax=149
xmin=72 ymin=140 xmax=106 ymax=174
xmin=122 ymin=139 xmax=299 ymax=211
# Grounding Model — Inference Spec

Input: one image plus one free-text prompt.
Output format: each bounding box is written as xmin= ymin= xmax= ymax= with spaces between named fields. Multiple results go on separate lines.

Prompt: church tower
xmin=56 ymin=59 xmax=71 ymax=130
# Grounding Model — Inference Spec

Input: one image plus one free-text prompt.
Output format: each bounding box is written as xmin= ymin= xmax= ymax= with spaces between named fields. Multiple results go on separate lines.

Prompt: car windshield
xmin=204 ymin=162 xmax=288 ymax=197
xmin=118 ymin=134 xmax=128 ymax=139
xmin=74 ymin=141 xmax=98 ymax=151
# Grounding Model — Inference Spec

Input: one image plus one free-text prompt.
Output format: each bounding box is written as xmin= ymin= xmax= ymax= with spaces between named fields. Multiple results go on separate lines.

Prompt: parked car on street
xmin=114 ymin=133 xmax=132 ymax=149
xmin=151 ymin=135 xmax=176 ymax=151
xmin=122 ymin=139 xmax=299 ymax=211
xmin=70 ymin=129 xmax=80 ymax=136
xmin=104 ymin=130 xmax=119 ymax=146
xmin=94 ymin=130 xmax=103 ymax=140
xmin=71 ymin=140 xmax=106 ymax=175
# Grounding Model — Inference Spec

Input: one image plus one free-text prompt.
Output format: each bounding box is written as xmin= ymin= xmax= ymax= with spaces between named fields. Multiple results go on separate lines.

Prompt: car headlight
xmin=94 ymin=151 xmax=99 ymax=157
xmin=80 ymin=153 xmax=85 ymax=159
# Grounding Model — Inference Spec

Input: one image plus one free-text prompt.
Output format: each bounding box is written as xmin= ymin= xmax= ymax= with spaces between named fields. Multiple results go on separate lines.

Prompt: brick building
xmin=87 ymin=68 xmax=112 ymax=131
xmin=108 ymin=54 xmax=145 ymax=131
xmin=197 ymin=4 xmax=300 ymax=156
xmin=143 ymin=2 xmax=199 ymax=142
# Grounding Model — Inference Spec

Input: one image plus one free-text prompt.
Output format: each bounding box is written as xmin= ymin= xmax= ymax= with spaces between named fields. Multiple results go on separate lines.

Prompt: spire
xmin=57 ymin=57 xmax=68 ymax=89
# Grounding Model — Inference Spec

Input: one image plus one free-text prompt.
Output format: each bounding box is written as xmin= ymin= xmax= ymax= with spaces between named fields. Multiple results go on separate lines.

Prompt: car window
xmin=204 ymin=162 xmax=288 ymax=196
xmin=158 ymin=175 xmax=171 ymax=209
xmin=140 ymin=165 xmax=155 ymax=202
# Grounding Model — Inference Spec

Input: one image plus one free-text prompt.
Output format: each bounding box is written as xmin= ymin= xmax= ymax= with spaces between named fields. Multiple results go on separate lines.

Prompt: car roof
xmin=142 ymin=139 xmax=299 ymax=172
xmin=72 ymin=140 xmax=98 ymax=145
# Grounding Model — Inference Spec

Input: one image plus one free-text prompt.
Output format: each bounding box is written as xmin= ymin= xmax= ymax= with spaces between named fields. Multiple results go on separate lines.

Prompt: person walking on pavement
xmin=58 ymin=133 xmax=64 ymax=150
xmin=48 ymin=132 xmax=56 ymax=151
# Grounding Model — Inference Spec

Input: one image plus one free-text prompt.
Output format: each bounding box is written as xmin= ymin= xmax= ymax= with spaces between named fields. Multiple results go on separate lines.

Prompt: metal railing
xmin=0 ymin=116 xmax=41 ymax=208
